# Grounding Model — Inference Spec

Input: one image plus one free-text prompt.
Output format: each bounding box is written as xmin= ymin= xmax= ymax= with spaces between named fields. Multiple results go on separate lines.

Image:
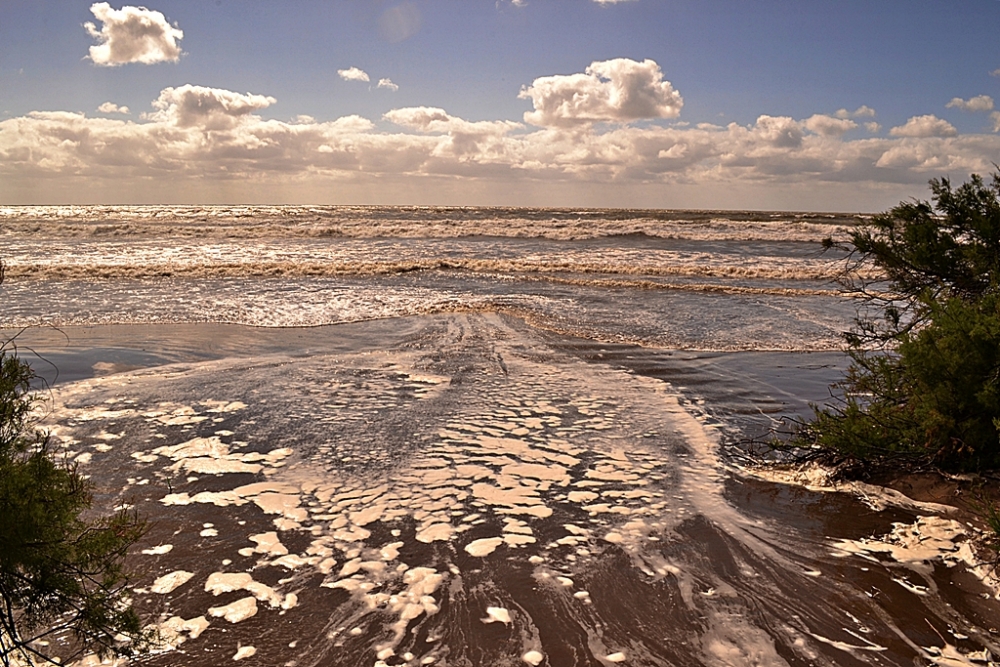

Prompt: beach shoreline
xmin=11 ymin=314 xmax=999 ymax=666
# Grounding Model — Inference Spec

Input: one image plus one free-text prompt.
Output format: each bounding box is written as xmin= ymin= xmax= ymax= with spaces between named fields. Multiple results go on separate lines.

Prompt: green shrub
xmin=801 ymin=173 xmax=1000 ymax=471
xmin=0 ymin=267 xmax=149 ymax=665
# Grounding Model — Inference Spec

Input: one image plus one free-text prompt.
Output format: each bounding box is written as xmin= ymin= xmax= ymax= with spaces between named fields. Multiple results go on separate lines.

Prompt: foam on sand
xmin=232 ymin=645 xmax=257 ymax=661
xmin=208 ymin=597 xmax=258 ymax=623
xmin=150 ymin=570 xmax=194 ymax=594
xmin=482 ymin=607 xmax=511 ymax=624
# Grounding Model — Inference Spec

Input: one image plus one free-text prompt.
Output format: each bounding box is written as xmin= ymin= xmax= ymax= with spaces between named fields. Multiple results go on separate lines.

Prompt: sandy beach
xmin=12 ymin=314 xmax=997 ymax=666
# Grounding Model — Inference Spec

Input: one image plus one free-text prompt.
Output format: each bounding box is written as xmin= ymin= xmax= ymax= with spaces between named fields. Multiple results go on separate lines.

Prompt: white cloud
xmin=804 ymin=114 xmax=857 ymax=137
xmin=5 ymin=83 xmax=1000 ymax=207
xmin=834 ymin=105 xmax=875 ymax=119
xmin=384 ymin=107 xmax=520 ymax=159
xmin=97 ymin=102 xmax=130 ymax=115
xmin=991 ymin=68 xmax=1000 ymax=77
xmin=84 ymin=3 xmax=183 ymax=66
xmin=593 ymin=0 xmax=637 ymax=4
xmin=889 ymin=114 xmax=958 ymax=138
xmin=946 ymin=95 xmax=994 ymax=112
xmin=865 ymin=121 xmax=882 ymax=133
xmin=147 ymin=85 xmax=276 ymax=129
xmin=751 ymin=115 xmax=803 ymax=147
xmin=378 ymin=78 xmax=399 ymax=92
xmin=338 ymin=67 xmax=370 ymax=82
xmin=519 ymin=58 xmax=682 ymax=127
xmin=385 ymin=107 xmax=519 ymax=135
xmin=991 ymin=112 xmax=1000 ymax=133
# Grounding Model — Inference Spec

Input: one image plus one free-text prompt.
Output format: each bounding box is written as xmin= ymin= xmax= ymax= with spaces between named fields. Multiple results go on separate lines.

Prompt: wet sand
xmin=16 ymin=315 xmax=1000 ymax=666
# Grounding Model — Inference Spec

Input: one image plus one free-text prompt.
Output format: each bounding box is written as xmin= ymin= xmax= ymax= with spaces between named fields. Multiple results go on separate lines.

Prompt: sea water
xmin=1 ymin=207 xmax=997 ymax=666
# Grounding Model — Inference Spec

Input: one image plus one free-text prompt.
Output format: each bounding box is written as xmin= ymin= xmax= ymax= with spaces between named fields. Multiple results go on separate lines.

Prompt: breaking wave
xmin=0 ymin=204 xmax=864 ymax=242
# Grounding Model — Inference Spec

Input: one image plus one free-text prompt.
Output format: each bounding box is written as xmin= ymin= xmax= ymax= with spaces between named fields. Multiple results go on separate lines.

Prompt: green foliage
xmin=0 ymin=335 xmax=149 ymax=664
xmin=800 ymin=173 xmax=1000 ymax=471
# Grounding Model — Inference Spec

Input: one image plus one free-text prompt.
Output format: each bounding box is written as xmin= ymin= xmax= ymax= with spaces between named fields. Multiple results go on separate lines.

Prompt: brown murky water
xmin=22 ymin=314 xmax=999 ymax=667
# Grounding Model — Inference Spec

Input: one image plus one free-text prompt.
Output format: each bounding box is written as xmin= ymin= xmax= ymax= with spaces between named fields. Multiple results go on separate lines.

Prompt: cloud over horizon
xmin=835 ymin=106 xmax=876 ymax=119
xmin=889 ymin=114 xmax=958 ymax=138
xmin=519 ymin=58 xmax=683 ymax=127
xmin=3 ymin=75 xmax=999 ymax=208
xmin=84 ymin=3 xmax=183 ymax=66
xmin=147 ymin=85 xmax=276 ymax=129
xmin=97 ymin=102 xmax=130 ymax=115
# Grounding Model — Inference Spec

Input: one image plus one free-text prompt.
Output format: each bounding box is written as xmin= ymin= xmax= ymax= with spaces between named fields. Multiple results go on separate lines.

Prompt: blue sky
xmin=2 ymin=1 xmax=1000 ymax=210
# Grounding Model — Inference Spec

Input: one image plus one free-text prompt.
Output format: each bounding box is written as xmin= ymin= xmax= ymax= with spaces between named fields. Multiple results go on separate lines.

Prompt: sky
xmin=2 ymin=1 xmax=1000 ymax=211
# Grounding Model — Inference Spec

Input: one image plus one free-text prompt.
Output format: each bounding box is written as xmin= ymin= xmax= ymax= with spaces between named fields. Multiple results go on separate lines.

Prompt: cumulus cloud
xmin=946 ymin=95 xmax=994 ymax=112
xmin=991 ymin=112 xmax=1000 ymax=133
xmin=593 ymin=0 xmax=637 ymax=4
xmin=378 ymin=78 xmax=399 ymax=92
xmin=98 ymin=102 xmax=130 ymax=115
xmin=385 ymin=107 xmax=518 ymax=134
xmin=804 ymin=114 xmax=857 ymax=137
xmin=519 ymin=58 xmax=682 ymax=127
xmin=384 ymin=107 xmax=453 ymax=131
xmin=147 ymin=85 xmax=276 ymax=129
xmin=84 ymin=3 xmax=183 ymax=66
xmin=889 ymin=114 xmax=958 ymax=138
xmin=5 ymin=83 xmax=1000 ymax=205
xmin=834 ymin=105 xmax=875 ymax=119
xmin=338 ymin=67 xmax=370 ymax=82
xmin=865 ymin=121 xmax=882 ymax=133
xmin=752 ymin=115 xmax=803 ymax=147
xmin=992 ymin=69 xmax=1000 ymax=77
xmin=384 ymin=107 xmax=520 ymax=159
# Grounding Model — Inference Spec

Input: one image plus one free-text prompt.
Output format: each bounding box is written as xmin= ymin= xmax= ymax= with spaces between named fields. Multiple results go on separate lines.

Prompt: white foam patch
xmin=135 ymin=432 xmax=295 ymax=477
xmin=155 ymin=614 xmax=210 ymax=650
xmin=232 ymin=645 xmax=256 ymax=661
xmin=208 ymin=596 xmax=258 ymax=623
xmin=248 ymin=531 xmax=288 ymax=556
xmin=387 ymin=567 xmax=445 ymax=642
xmin=150 ymin=570 xmax=195 ymax=594
xmin=203 ymin=400 xmax=248 ymax=413
xmin=922 ymin=644 xmax=995 ymax=666
xmin=482 ymin=606 xmax=511 ymax=624
xmin=141 ymin=544 xmax=173 ymax=555
xmin=504 ymin=534 xmax=536 ymax=547
xmin=739 ymin=462 xmax=957 ymax=514
xmin=253 ymin=493 xmax=308 ymax=522
xmin=415 ymin=522 xmax=454 ymax=543
xmin=522 ymin=650 xmax=545 ymax=665
xmin=465 ymin=537 xmax=505 ymax=557
xmin=832 ymin=516 xmax=969 ymax=565
xmin=831 ymin=515 xmax=1000 ymax=597
xmin=205 ymin=572 xmax=292 ymax=608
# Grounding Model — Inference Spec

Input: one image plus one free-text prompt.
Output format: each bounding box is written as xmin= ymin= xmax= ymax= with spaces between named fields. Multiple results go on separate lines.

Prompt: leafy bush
xmin=801 ymin=173 xmax=1000 ymax=471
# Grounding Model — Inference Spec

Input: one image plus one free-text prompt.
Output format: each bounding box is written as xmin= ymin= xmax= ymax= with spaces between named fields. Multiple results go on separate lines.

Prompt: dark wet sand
xmin=12 ymin=316 xmax=1000 ymax=666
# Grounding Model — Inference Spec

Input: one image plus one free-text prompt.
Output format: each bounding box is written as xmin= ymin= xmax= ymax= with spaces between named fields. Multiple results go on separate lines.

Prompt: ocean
xmin=1 ymin=206 xmax=997 ymax=666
